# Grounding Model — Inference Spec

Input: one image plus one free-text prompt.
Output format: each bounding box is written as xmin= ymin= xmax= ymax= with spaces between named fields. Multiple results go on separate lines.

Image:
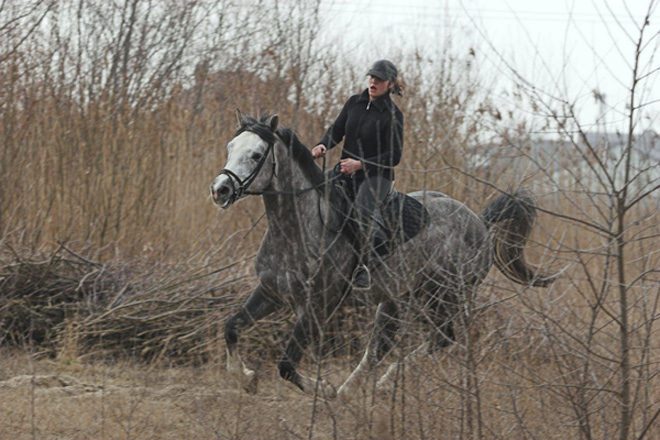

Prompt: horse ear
xmin=236 ymin=109 xmax=244 ymax=127
xmin=267 ymin=114 xmax=278 ymax=132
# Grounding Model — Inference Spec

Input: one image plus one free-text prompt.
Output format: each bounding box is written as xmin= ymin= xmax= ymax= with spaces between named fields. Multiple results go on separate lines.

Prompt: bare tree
xmin=473 ymin=2 xmax=660 ymax=439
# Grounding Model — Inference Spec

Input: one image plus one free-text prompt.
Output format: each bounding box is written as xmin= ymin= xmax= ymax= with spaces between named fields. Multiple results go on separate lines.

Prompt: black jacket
xmin=319 ymin=89 xmax=403 ymax=182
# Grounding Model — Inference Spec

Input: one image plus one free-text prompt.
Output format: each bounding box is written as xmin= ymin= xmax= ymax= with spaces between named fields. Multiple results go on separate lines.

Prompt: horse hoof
xmin=319 ymin=379 xmax=337 ymax=400
xmin=302 ymin=378 xmax=336 ymax=400
xmin=336 ymin=384 xmax=356 ymax=403
xmin=375 ymin=377 xmax=393 ymax=397
xmin=243 ymin=370 xmax=258 ymax=394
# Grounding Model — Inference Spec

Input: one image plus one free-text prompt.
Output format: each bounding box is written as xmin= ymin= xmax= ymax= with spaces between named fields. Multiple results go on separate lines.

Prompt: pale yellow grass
xmin=3 ymin=338 xmax=638 ymax=440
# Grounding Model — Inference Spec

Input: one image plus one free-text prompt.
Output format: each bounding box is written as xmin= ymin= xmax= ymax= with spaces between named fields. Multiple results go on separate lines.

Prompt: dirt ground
xmin=2 ymin=348 xmax=658 ymax=440
xmin=0 ymin=350 xmax=436 ymax=440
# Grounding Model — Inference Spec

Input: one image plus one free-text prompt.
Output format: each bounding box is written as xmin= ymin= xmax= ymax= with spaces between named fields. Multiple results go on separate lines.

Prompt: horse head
xmin=210 ymin=111 xmax=279 ymax=208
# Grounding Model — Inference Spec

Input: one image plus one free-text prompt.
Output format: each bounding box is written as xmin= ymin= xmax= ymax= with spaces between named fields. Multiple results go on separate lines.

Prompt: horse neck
xmin=262 ymin=145 xmax=326 ymax=233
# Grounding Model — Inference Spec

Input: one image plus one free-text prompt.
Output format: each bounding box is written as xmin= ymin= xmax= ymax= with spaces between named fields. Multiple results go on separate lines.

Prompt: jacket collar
xmin=358 ymin=88 xmax=393 ymax=112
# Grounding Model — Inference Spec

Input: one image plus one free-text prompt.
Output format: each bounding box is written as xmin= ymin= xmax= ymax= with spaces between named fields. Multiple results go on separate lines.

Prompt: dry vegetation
xmin=1 ymin=1 xmax=659 ymax=439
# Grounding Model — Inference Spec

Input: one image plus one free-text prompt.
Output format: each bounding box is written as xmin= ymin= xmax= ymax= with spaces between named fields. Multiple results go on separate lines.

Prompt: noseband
xmin=218 ymin=140 xmax=275 ymax=205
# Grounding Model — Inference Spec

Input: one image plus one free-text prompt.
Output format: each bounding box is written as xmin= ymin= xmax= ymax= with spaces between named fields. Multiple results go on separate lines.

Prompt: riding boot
xmin=352 ymin=223 xmax=390 ymax=290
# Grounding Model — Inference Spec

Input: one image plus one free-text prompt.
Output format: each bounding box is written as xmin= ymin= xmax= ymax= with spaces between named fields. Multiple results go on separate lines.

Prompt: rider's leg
xmin=352 ymin=175 xmax=392 ymax=289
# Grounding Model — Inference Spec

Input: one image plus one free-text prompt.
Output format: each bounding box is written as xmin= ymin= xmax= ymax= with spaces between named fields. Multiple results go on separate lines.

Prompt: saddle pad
xmin=381 ymin=192 xmax=430 ymax=243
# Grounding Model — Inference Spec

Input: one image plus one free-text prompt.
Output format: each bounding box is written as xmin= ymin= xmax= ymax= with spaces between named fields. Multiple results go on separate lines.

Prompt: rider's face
xmin=368 ymin=75 xmax=393 ymax=101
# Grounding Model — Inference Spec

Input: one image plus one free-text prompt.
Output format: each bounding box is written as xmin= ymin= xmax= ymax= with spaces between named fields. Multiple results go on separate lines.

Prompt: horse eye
xmin=251 ymin=152 xmax=263 ymax=162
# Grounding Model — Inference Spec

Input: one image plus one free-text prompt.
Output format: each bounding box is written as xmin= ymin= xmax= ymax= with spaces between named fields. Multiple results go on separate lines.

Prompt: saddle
xmin=379 ymin=187 xmax=430 ymax=242
xmin=328 ymin=171 xmax=430 ymax=248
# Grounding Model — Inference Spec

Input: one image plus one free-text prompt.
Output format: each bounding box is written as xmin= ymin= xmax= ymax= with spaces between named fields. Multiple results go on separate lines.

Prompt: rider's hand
xmin=312 ymin=144 xmax=327 ymax=158
xmin=340 ymin=158 xmax=362 ymax=175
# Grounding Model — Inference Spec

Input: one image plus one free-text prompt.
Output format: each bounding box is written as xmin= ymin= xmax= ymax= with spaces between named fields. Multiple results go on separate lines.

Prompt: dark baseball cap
xmin=366 ymin=59 xmax=398 ymax=82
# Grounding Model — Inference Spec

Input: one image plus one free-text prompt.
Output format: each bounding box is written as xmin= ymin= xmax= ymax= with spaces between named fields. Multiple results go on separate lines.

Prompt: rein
xmin=221 ymin=143 xmax=341 ymax=199
xmin=254 ymin=155 xmax=342 ymax=197
xmin=220 ymin=128 xmax=350 ymax=236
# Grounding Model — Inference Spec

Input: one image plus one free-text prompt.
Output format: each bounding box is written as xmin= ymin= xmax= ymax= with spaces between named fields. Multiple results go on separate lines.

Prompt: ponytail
xmin=390 ymin=79 xmax=404 ymax=96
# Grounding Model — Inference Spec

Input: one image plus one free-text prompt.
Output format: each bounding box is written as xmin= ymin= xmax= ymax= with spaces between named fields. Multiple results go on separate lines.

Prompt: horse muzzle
xmin=210 ymin=175 xmax=238 ymax=209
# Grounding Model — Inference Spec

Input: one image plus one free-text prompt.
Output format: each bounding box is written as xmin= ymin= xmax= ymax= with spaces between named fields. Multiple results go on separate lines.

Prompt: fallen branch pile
xmin=0 ymin=244 xmax=253 ymax=362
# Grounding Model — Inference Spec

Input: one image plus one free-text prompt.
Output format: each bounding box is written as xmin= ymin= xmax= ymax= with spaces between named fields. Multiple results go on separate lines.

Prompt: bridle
xmin=217 ymin=140 xmax=276 ymax=205
xmin=218 ymin=135 xmax=341 ymax=202
xmin=217 ymin=131 xmax=348 ymax=233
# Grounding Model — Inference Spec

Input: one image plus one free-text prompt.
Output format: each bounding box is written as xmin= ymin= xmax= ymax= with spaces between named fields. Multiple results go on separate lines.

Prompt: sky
xmin=319 ymin=0 xmax=660 ymax=134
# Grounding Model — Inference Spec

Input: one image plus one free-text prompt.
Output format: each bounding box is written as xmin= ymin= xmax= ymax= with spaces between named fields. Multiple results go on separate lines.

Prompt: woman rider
xmin=312 ymin=59 xmax=404 ymax=289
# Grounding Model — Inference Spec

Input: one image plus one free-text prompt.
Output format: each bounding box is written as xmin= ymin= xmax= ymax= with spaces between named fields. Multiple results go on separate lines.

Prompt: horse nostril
xmin=219 ymin=186 xmax=230 ymax=197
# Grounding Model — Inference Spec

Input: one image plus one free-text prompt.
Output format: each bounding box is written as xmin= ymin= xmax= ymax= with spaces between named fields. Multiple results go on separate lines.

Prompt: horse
xmin=209 ymin=112 xmax=556 ymax=400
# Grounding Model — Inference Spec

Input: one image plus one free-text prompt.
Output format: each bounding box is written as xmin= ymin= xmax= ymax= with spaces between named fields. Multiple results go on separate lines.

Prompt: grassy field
xmin=1 ymin=348 xmax=473 ymax=440
xmin=4 ymin=339 xmax=639 ymax=440
xmin=1 ymin=271 xmax=658 ymax=440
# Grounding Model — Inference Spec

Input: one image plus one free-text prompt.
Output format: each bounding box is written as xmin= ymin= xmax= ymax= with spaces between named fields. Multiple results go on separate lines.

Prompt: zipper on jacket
xmin=366 ymin=102 xmax=370 ymax=110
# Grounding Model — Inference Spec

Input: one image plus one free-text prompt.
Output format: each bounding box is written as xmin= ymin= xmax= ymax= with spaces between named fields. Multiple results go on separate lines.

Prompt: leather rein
xmin=218 ymin=138 xmax=340 ymax=205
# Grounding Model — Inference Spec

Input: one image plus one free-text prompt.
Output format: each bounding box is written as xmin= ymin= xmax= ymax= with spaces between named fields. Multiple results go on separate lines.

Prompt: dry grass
xmin=4 ymin=233 xmax=656 ymax=439
xmin=2 ymin=315 xmax=657 ymax=440
xmin=1 ymin=249 xmax=659 ymax=440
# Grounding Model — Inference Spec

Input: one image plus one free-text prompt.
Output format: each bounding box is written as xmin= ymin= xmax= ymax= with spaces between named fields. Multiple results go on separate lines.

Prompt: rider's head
xmin=366 ymin=60 xmax=402 ymax=97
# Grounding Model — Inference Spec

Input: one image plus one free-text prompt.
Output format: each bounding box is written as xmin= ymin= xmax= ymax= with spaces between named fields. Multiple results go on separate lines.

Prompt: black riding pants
xmin=353 ymin=175 xmax=392 ymax=251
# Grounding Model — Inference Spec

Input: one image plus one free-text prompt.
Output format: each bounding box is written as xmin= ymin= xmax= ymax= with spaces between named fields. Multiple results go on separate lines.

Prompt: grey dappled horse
xmin=209 ymin=113 xmax=556 ymax=400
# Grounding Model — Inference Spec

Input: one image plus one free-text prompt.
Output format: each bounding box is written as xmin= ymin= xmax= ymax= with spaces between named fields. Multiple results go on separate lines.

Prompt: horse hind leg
xmin=337 ymin=300 xmax=399 ymax=401
xmin=375 ymin=340 xmax=430 ymax=395
xmin=375 ymin=307 xmax=457 ymax=395
xmin=429 ymin=296 xmax=458 ymax=351
xmin=375 ymin=284 xmax=458 ymax=396
xmin=225 ymin=285 xmax=281 ymax=394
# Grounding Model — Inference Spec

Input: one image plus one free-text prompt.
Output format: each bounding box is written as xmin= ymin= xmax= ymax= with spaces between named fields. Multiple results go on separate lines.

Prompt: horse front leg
xmin=278 ymin=309 xmax=337 ymax=399
xmin=225 ymin=284 xmax=281 ymax=394
xmin=337 ymin=300 xmax=399 ymax=401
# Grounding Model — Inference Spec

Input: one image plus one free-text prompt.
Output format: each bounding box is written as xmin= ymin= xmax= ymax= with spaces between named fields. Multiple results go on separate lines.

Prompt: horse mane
xmin=276 ymin=127 xmax=325 ymax=188
xmin=237 ymin=114 xmax=325 ymax=189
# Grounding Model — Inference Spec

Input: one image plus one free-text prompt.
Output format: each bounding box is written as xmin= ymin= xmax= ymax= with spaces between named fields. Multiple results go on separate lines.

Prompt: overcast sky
xmin=319 ymin=0 xmax=660 ymax=134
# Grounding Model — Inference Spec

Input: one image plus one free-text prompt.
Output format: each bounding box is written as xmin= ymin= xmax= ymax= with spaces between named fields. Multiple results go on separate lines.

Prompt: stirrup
xmin=352 ymin=264 xmax=372 ymax=289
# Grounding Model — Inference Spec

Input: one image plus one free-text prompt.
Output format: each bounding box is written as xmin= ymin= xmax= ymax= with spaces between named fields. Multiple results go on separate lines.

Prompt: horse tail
xmin=481 ymin=190 xmax=556 ymax=287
